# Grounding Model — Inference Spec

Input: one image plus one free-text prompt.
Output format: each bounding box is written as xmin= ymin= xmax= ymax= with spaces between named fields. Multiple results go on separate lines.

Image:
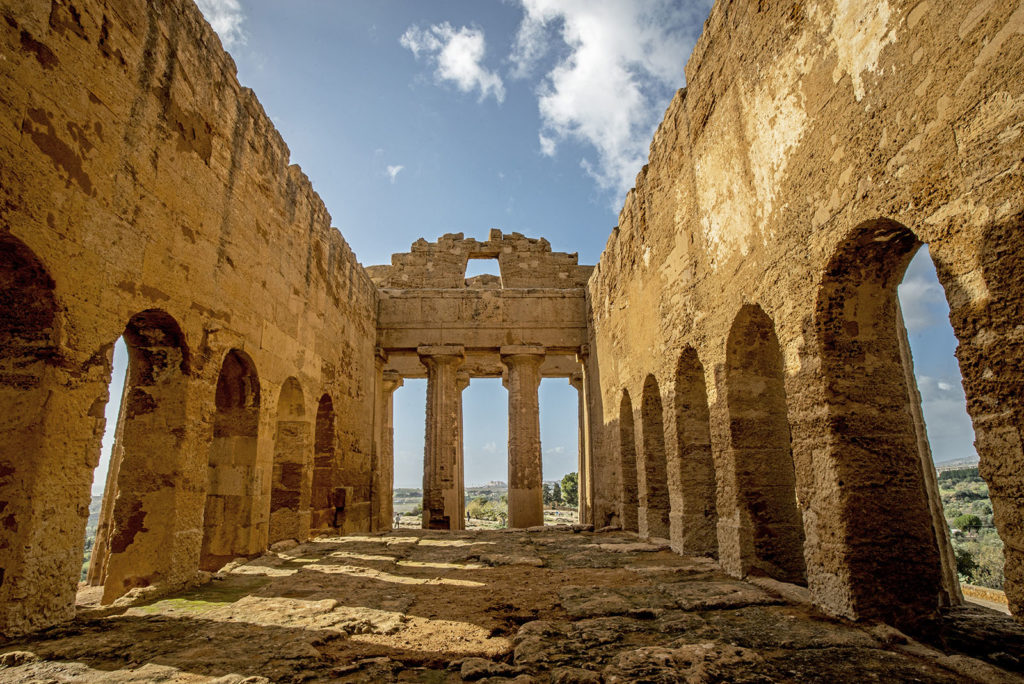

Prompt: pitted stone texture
xmin=1 ymin=529 xmax=1014 ymax=682
xmin=586 ymin=0 xmax=1024 ymax=627
xmin=367 ymin=232 xmax=593 ymax=289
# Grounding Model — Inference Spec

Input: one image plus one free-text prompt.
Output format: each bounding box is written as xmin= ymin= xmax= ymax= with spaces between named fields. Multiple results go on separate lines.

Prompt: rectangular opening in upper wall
xmin=465 ymin=257 xmax=502 ymax=287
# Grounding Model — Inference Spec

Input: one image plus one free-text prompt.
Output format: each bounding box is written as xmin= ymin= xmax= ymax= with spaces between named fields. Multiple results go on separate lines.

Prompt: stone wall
xmin=2 ymin=0 xmax=1023 ymax=642
xmin=586 ymin=0 xmax=1024 ymax=627
xmin=0 ymin=0 xmax=380 ymax=635
xmin=367 ymin=229 xmax=593 ymax=289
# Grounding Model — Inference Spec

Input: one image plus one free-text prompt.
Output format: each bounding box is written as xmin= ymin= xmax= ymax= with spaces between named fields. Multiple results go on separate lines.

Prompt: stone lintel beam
xmin=501 ymin=346 xmax=546 ymax=528
xmin=418 ymin=346 xmax=465 ymax=530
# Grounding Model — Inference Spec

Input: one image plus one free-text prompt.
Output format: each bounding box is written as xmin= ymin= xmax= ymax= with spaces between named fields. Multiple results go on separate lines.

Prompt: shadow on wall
xmin=202 ymin=350 xmax=261 ymax=572
xmin=639 ymin=375 xmax=671 ymax=539
xmin=672 ymin=348 xmax=717 ymax=557
xmin=269 ymin=377 xmax=311 ymax=545
xmin=814 ymin=218 xmax=946 ymax=622
xmin=725 ymin=304 xmax=806 ymax=586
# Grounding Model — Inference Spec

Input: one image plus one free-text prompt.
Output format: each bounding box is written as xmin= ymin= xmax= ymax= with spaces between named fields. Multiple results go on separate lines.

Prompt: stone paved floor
xmin=1 ymin=528 xmax=1022 ymax=682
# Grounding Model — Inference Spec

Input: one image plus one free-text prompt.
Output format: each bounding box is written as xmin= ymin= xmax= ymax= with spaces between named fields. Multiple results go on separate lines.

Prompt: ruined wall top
xmin=366 ymin=229 xmax=594 ymax=289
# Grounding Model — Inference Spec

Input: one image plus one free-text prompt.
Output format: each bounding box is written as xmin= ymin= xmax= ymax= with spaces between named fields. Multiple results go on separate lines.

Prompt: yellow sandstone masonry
xmin=0 ymin=0 xmax=1022 ymax=641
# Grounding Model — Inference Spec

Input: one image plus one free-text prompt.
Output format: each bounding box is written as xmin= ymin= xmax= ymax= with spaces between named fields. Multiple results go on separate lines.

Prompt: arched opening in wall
xmin=310 ymin=394 xmax=336 ymax=535
xmin=392 ymin=378 xmax=427 ymax=528
xmin=84 ymin=338 xmax=127 ymax=590
xmin=619 ymin=390 xmax=639 ymax=532
xmin=540 ymin=377 xmax=579 ymax=525
xmin=464 ymin=256 xmax=502 ymax=288
xmin=269 ymin=377 xmax=311 ymax=545
xmin=0 ymin=235 xmax=63 ymax=604
xmin=639 ymin=375 xmax=670 ymax=539
xmin=816 ymin=218 xmax=968 ymax=622
xmin=86 ymin=310 xmax=189 ymax=603
xmin=726 ymin=304 xmax=806 ymax=585
xmin=201 ymin=350 xmax=260 ymax=572
xmin=899 ymin=248 xmax=995 ymax=597
xmin=674 ymin=348 xmax=717 ymax=556
xmin=463 ymin=378 xmax=509 ymax=528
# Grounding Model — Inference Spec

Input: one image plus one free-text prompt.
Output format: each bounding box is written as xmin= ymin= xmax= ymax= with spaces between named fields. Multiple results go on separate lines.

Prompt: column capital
xmin=376 ymin=346 xmax=389 ymax=365
xmin=417 ymin=345 xmax=465 ymax=365
xmin=456 ymin=370 xmax=470 ymax=392
xmin=576 ymin=344 xmax=590 ymax=363
xmin=500 ymin=345 xmax=546 ymax=362
xmin=568 ymin=371 xmax=584 ymax=392
xmin=382 ymin=370 xmax=404 ymax=394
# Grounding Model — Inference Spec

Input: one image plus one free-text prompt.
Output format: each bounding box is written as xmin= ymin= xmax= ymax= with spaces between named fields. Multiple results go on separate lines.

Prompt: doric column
xmin=455 ymin=370 xmax=470 ymax=530
xmin=569 ymin=368 xmax=591 ymax=525
xmin=379 ymin=370 xmax=403 ymax=530
xmin=418 ymin=345 xmax=465 ymax=530
xmin=501 ymin=346 xmax=546 ymax=528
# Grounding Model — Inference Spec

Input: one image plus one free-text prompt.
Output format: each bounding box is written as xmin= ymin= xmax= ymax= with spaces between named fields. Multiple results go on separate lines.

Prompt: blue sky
xmin=91 ymin=1 xmax=976 ymax=495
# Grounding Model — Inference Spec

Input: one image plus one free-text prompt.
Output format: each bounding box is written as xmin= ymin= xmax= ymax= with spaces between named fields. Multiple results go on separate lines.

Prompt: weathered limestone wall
xmin=0 ymin=0 xmax=380 ymax=635
xmin=367 ymin=229 xmax=593 ymax=289
xmin=587 ymin=0 xmax=1024 ymax=627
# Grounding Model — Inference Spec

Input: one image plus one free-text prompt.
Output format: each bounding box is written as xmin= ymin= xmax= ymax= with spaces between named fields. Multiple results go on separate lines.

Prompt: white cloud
xmin=898 ymin=275 xmax=947 ymax=329
xmin=195 ymin=0 xmax=246 ymax=50
xmin=510 ymin=0 xmax=712 ymax=197
xmin=545 ymin=445 xmax=567 ymax=455
xmin=401 ymin=23 xmax=505 ymax=103
xmin=898 ymin=247 xmax=950 ymax=330
xmin=937 ymin=381 xmax=953 ymax=391
xmin=538 ymin=133 xmax=556 ymax=157
xmin=387 ymin=165 xmax=405 ymax=183
xmin=482 ymin=441 xmax=498 ymax=454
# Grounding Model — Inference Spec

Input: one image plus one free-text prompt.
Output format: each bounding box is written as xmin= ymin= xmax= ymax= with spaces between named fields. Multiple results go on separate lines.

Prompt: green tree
xmin=467 ymin=496 xmax=490 ymax=520
xmin=954 ymin=514 xmax=982 ymax=533
xmin=542 ymin=483 xmax=552 ymax=505
xmin=954 ymin=545 xmax=977 ymax=583
xmin=561 ymin=472 xmax=579 ymax=507
xmin=551 ymin=482 xmax=562 ymax=506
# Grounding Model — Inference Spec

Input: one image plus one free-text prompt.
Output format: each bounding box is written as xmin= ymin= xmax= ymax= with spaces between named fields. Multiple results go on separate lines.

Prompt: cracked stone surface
xmin=0 ymin=529 xmax=1020 ymax=683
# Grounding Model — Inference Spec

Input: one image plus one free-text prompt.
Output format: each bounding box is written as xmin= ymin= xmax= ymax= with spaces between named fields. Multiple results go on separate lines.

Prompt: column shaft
xmin=380 ymin=370 xmax=403 ymax=530
xmin=570 ymin=370 xmax=590 ymax=524
xmin=419 ymin=346 xmax=464 ymax=530
xmin=502 ymin=346 xmax=545 ymax=528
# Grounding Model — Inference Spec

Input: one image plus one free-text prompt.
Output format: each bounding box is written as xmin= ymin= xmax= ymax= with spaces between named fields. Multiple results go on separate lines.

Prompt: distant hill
xmin=936 ymin=456 xmax=980 ymax=472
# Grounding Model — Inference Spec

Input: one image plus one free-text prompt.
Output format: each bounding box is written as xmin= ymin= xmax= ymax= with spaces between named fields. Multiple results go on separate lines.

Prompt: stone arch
xmin=814 ymin=218 xmax=949 ymax=622
xmin=201 ymin=349 xmax=261 ymax=571
xmin=726 ymin=304 xmax=806 ymax=584
xmin=618 ymin=389 xmax=639 ymax=532
xmin=310 ymin=393 xmax=336 ymax=533
xmin=673 ymin=347 xmax=717 ymax=556
xmin=88 ymin=309 xmax=190 ymax=603
xmin=639 ymin=375 xmax=670 ymax=538
xmin=269 ymin=376 xmax=312 ymax=544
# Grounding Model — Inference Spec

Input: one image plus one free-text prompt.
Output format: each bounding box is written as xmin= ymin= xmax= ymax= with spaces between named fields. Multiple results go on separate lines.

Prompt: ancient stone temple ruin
xmin=1 ymin=0 xmax=1023 ymax=678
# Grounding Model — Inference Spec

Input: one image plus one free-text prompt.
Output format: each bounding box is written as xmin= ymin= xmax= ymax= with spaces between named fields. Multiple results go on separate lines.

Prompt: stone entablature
xmin=366 ymin=229 xmax=594 ymax=289
xmin=377 ymin=288 xmax=587 ymax=354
